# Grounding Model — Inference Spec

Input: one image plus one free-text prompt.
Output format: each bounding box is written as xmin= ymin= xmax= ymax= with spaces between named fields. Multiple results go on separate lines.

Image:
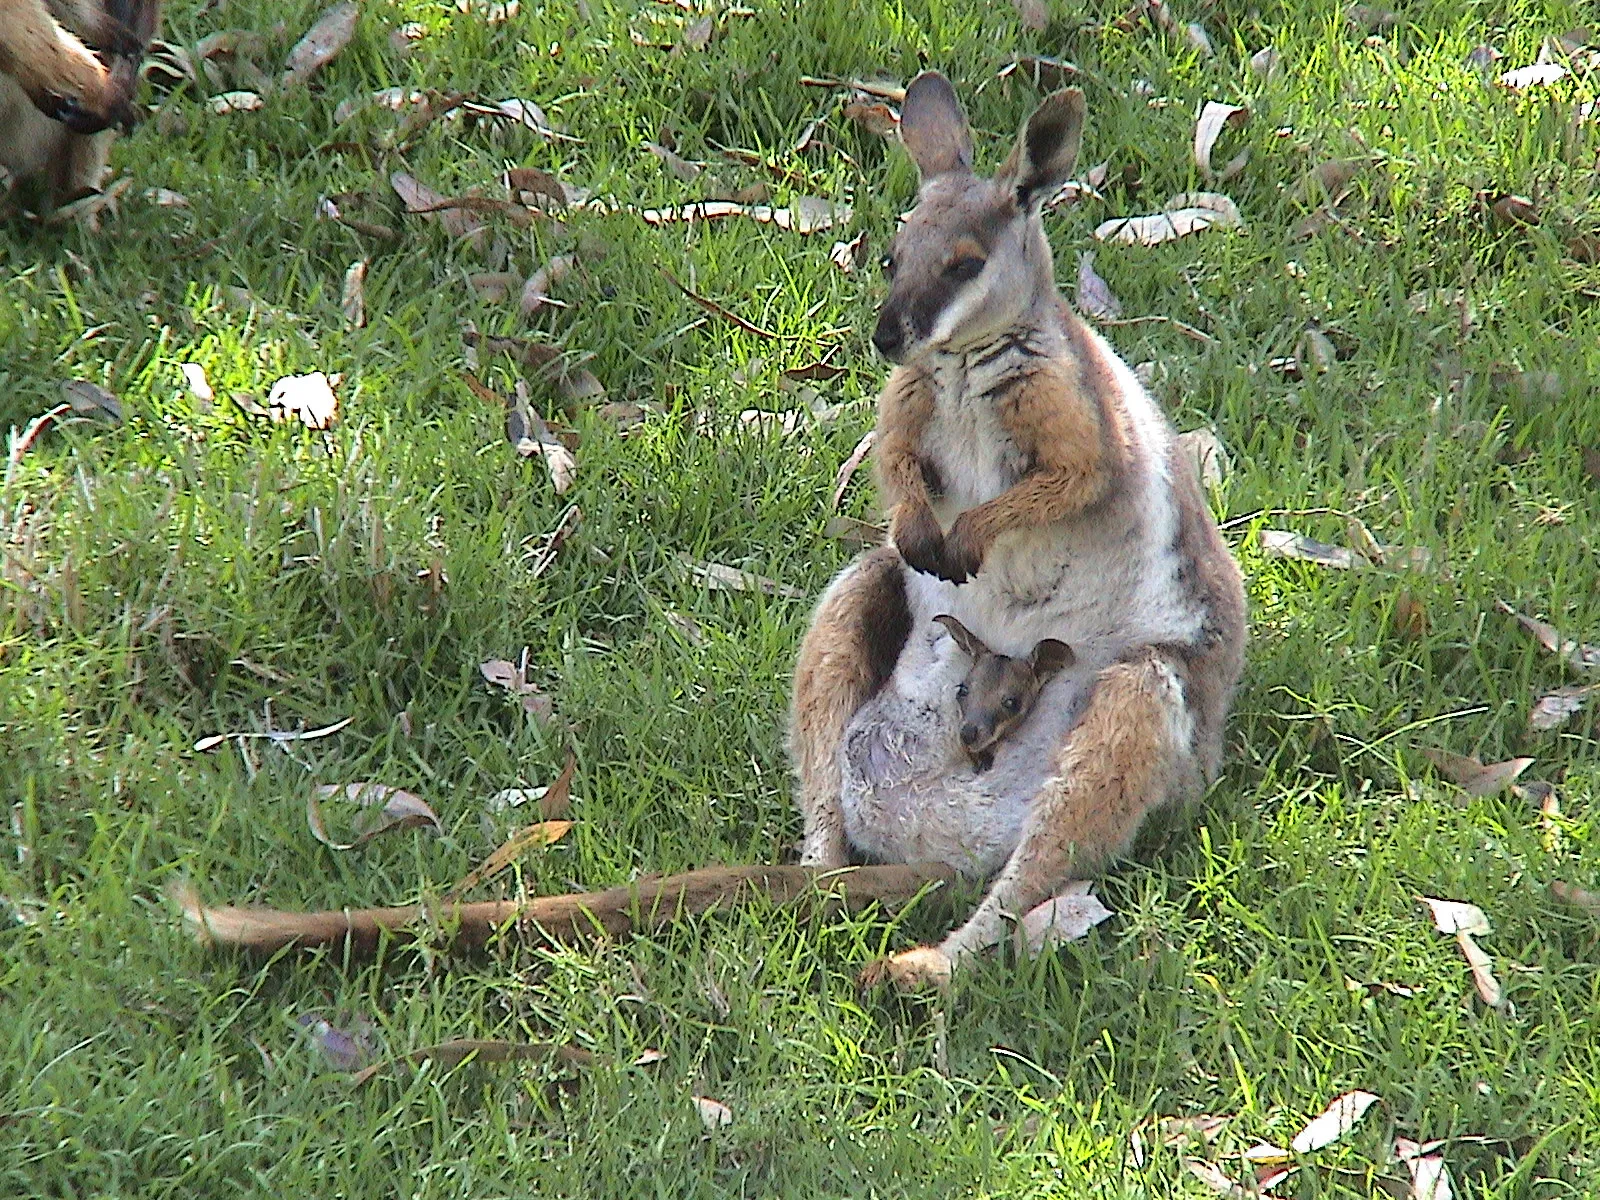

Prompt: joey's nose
xmin=960 ymin=723 xmax=981 ymax=747
xmin=872 ymin=315 xmax=905 ymax=360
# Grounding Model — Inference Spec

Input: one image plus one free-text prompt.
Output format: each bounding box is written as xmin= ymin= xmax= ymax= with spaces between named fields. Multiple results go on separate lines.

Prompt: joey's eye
xmin=944 ymin=256 xmax=985 ymax=282
xmin=880 ymin=254 xmax=896 ymax=276
xmin=1002 ymin=696 xmax=1021 ymax=713
xmin=955 ymin=683 xmax=969 ymax=700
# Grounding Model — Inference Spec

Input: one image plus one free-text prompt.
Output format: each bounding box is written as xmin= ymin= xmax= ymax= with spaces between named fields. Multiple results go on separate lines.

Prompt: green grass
xmin=2 ymin=0 xmax=1599 ymax=1194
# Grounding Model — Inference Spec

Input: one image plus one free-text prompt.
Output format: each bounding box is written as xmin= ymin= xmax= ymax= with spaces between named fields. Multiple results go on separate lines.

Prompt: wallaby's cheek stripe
xmin=909 ymin=277 xmax=958 ymax=341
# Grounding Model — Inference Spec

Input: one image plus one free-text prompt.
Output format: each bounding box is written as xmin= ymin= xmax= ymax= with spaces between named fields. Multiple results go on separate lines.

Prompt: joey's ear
xmin=933 ymin=614 xmax=987 ymax=660
xmin=899 ymin=72 xmax=974 ymax=180
xmin=995 ymin=87 xmax=1086 ymax=209
xmin=1029 ymin=638 xmax=1075 ymax=679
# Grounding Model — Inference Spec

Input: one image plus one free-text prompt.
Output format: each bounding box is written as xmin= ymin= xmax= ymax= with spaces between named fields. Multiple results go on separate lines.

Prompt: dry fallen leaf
xmin=520 ymin=254 xmax=577 ymax=316
xmin=640 ymin=198 xmax=851 ymax=235
xmin=207 ymin=90 xmax=263 ymax=115
xmin=829 ymin=429 xmax=877 ymax=512
xmin=682 ymin=14 xmax=713 ymax=49
xmin=1498 ymin=62 xmax=1568 ymax=89
xmin=1419 ymin=750 xmax=1533 ymax=797
xmin=512 ymin=380 xmax=578 ymax=491
xmin=823 ymin=515 xmax=886 ymax=547
xmin=1076 ymin=251 xmax=1122 ymax=319
xmin=353 ymin=1040 xmax=593 ymax=1087
xmin=449 ymin=820 xmax=573 ymax=899
xmin=1183 ymin=1159 xmax=1247 ymax=1196
xmin=479 ymin=654 xmax=554 ymax=721
xmin=1419 ymin=898 xmax=1500 ymax=1005
xmin=830 ymin=231 xmax=867 ymax=273
xmin=267 ymin=372 xmax=338 ymax=429
xmin=1193 ymin=101 xmax=1249 ymax=183
xmin=671 ymin=553 xmax=803 ymax=599
xmin=1496 ymin=602 xmax=1600 ymax=674
xmin=1391 ymin=590 xmax=1428 ymax=641
xmin=180 ymin=363 xmax=214 ymax=404
xmin=1260 ymin=530 xmax=1363 ymax=570
xmin=61 ymin=380 xmax=122 ymax=422
xmin=998 ymin=55 xmax=1081 ymax=91
xmin=633 ymin=1048 xmax=666 ymax=1066
xmin=390 ymin=171 xmax=487 ymax=246
xmin=1250 ymin=46 xmax=1282 ymax=76
xmin=1175 ymin=428 xmax=1229 ymax=488
xmin=1483 ymin=193 xmax=1538 ymax=226
xmin=307 ymin=782 xmax=442 ymax=850
xmin=1551 ymin=880 xmax=1600 ymax=918
xmin=1095 ymin=192 xmax=1243 ymax=246
xmin=193 ymin=715 xmax=352 ymax=753
xmin=1454 ymin=928 xmax=1502 ymax=1006
xmin=282 ymin=1 xmax=359 ymax=86
xmin=843 ymin=101 xmax=899 ymax=137
xmin=1394 ymin=1138 xmax=1455 ymax=1200
xmin=643 ymin=141 xmax=702 ymax=181
xmin=1529 ymin=684 xmax=1599 ymax=732
xmin=1290 ymin=1090 xmax=1381 ymax=1153
xmin=693 ymin=1095 xmax=733 ymax=1129
xmin=1018 ymin=884 xmax=1113 ymax=953
xmin=341 ymin=260 xmax=367 ymax=329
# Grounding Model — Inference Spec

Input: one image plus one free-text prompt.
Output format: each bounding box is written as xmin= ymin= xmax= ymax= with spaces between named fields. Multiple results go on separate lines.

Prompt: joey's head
xmin=872 ymin=72 xmax=1086 ymax=364
xmin=934 ymin=615 xmax=1074 ymax=766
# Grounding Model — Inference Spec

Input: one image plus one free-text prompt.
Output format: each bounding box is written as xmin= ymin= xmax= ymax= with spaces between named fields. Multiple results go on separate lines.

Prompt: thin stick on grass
xmin=174 ymin=862 xmax=958 ymax=958
xmin=661 ymin=268 xmax=810 ymax=342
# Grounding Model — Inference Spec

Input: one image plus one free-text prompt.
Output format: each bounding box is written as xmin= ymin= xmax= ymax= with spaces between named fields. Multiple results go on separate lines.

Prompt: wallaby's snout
xmin=871 ymin=310 xmax=907 ymax=362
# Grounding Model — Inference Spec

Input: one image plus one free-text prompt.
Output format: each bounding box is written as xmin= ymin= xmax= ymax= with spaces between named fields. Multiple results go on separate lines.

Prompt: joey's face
xmin=872 ymin=181 xmax=1048 ymax=363
xmin=954 ymin=654 xmax=1041 ymax=756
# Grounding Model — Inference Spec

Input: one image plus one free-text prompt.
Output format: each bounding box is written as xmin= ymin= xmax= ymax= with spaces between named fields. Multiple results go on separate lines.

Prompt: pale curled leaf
xmin=341 ymin=260 xmax=367 ymax=329
xmin=1394 ymin=1139 xmax=1454 ymax=1200
xmin=193 ymin=715 xmax=353 ymax=752
xmin=830 ymin=231 xmax=867 ymax=273
xmin=448 ymin=820 xmax=573 ymax=898
xmin=390 ymin=171 xmax=486 ymax=245
xmin=282 ymin=1 xmax=359 ymax=85
xmin=208 ymin=90 xmax=263 ymax=115
xmin=1175 ymin=428 xmax=1229 ymax=488
xmin=1455 ymin=930 xmax=1502 ymax=1006
xmin=1193 ymin=101 xmax=1249 ymax=182
xmin=1418 ymin=750 xmax=1533 ymax=797
xmin=643 ymin=141 xmax=701 ymax=181
xmin=267 ymin=372 xmax=338 ymax=429
xmin=1260 ymin=530 xmax=1363 ymax=569
xmin=829 ymin=429 xmax=876 ymax=512
xmin=693 ymin=1095 xmax=733 ymax=1129
xmin=1496 ymin=602 xmax=1600 ymax=674
xmin=1419 ymin=897 xmax=1490 ymax=936
xmin=1019 ymin=885 xmax=1113 ymax=953
xmin=1095 ymin=193 xmax=1242 ymax=246
xmin=520 ymin=255 xmax=576 ymax=317
xmin=1290 ymin=1090 xmax=1381 ymax=1153
xmin=1183 ymin=1159 xmax=1246 ymax=1196
xmin=307 ymin=783 xmax=442 ymax=851
xmin=1076 ymin=251 xmax=1122 ymax=319
xmin=671 ymin=553 xmax=803 ymax=599
xmin=353 ymin=1040 xmax=593 ymax=1087
xmin=1011 ymin=0 xmax=1049 ymax=30
xmin=640 ymin=198 xmax=851 ymax=235
xmin=842 ymin=102 xmax=899 ymax=137
xmin=1530 ymin=685 xmax=1599 ymax=732
xmin=1498 ymin=62 xmax=1568 ymax=89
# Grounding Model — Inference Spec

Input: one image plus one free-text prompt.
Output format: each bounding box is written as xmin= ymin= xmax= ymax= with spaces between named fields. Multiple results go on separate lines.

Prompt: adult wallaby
xmin=933 ymin=613 xmax=1073 ymax=773
xmin=0 ymin=0 xmax=160 ymax=204
xmin=789 ymin=72 xmax=1246 ymax=990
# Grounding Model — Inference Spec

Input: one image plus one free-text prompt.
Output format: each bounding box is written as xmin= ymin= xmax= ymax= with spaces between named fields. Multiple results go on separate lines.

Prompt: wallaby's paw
xmin=858 ymin=945 xmax=953 ymax=993
xmin=892 ymin=503 xmax=951 ymax=580
xmin=939 ymin=516 xmax=986 ymax=584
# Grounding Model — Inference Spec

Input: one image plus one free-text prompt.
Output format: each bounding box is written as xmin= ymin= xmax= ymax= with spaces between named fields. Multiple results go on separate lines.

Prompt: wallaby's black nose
xmin=960 ymin=723 xmax=980 ymax=747
xmin=872 ymin=315 xmax=904 ymax=360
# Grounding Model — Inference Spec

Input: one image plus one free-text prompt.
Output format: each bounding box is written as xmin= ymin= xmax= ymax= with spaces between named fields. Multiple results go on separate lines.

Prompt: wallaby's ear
xmin=1030 ymin=638 xmax=1075 ymax=679
xmin=899 ymin=71 xmax=974 ymax=180
xmin=933 ymin=613 xmax=987 ymax=660
xmin=995 ymin=87 xmax=1086 ymax=210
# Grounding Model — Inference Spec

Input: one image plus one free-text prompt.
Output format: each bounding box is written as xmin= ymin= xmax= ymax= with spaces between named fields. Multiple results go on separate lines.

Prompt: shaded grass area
xmin=2 ymin=0 xmax=1599 ymax=1194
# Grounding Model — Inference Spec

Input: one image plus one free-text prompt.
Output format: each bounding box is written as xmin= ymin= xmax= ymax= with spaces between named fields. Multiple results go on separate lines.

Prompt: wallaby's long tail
xmin=173 ymin=863 xmax=958 ymax=958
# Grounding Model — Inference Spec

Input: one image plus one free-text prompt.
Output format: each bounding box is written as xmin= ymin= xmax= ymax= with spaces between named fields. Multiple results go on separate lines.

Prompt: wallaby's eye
xmin=880 ymin=254 xmax=897 ymax=276
xmin=944 ymin=256 xmax=986 ymax=282
xmin=1002 ymin=696 xmax=1021 ymax=713
xmin=955 ymin=683 xmax=969 ymax=700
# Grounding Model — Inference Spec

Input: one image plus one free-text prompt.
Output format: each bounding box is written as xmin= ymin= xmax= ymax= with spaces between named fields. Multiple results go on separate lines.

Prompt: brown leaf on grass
xmin=1454 ymin=929 xmax=1502 ymax=1006
xmin=61 ymin=380 xmax=122 ymax=422
xmin=391 ymin=171 xmax=486 ymax=246
xmin=1075 ymin=251 xmax=1122 ymax=319
xmin=1017 ymin=884 xmax=1113 ymax=953
xmin=842 ymin=102 xmax=899 ymax=137
xmin=207 ymin=90 xmax=263 ymax=115
xmin=1498 ymin=62 xmax=1568 ymax=89
xmin=671 ymin=553 xmax=803 ymax=599
xmin=1496 ymin=602 xmax=1600 ymax=674
xmin=520 ymin=255 xmax=577 ymax=316
xmin=503 ymin=166 xmax=569 ymax=207
xmin=389 ymin=21 xmax=426 ymax=54
xmin=353 ymin=1040 xmax=594 ymax=1087
xmin=267 ymin=372 xmax=338 ymax=429
xmin=1419 ymin=749 xmax=1533 ymax=797
xmin=798 ymin=75 xmax=906 ymax=103
xmin=282 ymin=1 xmax=359 ymax=85
xmin=1345 ymin=976 xmax=1417 ymax=999
xmin=1568 ymin=234 xmax=1600 ymax=264
xmin=644 ymin=141 xmax=702 ymax=181
xmin=512 ymin=381 xmax=577 ymax=492
xmin=1094 ymin=193 xmax=1242 ymax=245
xmin=1193 ymin=101 xmax=1249 ymax=183
xmin=1295 ymin=158 xmax=1366 ymax=203
xmin=468 ymin=271 xmax=519 ymax=303
xmin=1393 ymin=1138 xmax=1455 ymax=1200
xmin=1260 ymin=530 xmax=1363 ymax=570
xmin=1420 ymin=897 xmax=1491 ymax=936
xmin=830 ymin=429 xmax=877 ymax=512
xmin=1581 ymin=446 xmax=1600 ymax=484
xmin=448 ymin=820 xmax=573 ymax=899
xmin=829 ymin=231 xmax=867 ymax=273
xmin=1551 ymin=880 xmax=1600 ymax=918
xmin=693 ymin=1096 xmax=734 ymax=1129
xmin=781 ymin=361 xmax=845 ymax=385
xmin=1154 ymin=1114 xmax=1229 ymax=1147
xmin=479 ymin=653 xmax=554 ymax=722
xmin=640 ymin=197 xmax=851 ymax=234
xmin=1390 ymin=590 xmax=1428 ymax=641
xmin=1529 ymin=684 xmax=1600 ymax=732
xmin=341 ymin=260 xmax=367 ymax=328
xmin=997 ymin=55 xmax=1080 ymax=90
xmin=307 ymin=783 xmax=442 ymax=851
xmin=1481 ymin=193 xmax=1538 ymax=226
xmin=1011 ymin=0 xmax=1049 ymax=30
xmin=1290 ymin=1090 xmax=1382 ymax=1153
xmin=1346 ymin=5 xmax=1398 ymax=33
